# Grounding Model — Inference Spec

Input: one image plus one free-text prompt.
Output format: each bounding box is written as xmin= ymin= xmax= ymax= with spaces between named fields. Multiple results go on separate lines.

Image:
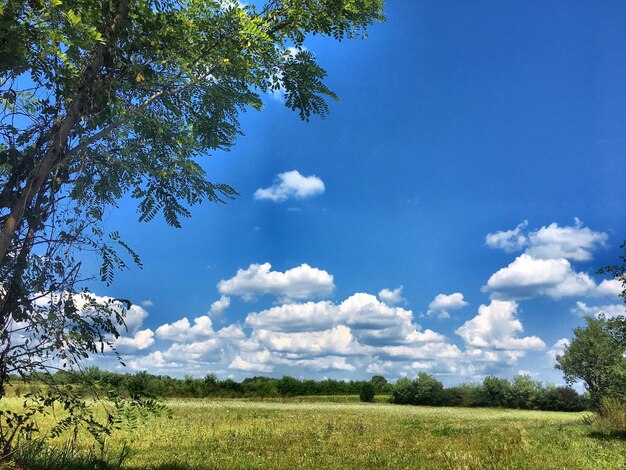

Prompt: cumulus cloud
xmin=230 ymin=353 xmax=274 ymax=373
xmin=253 ymin=325 xmax=361 ymax=356
xmin=129 ymin=351 xmax=180 ymax=371
xmin=596 ymin=279 xmax=623 ymax=297
xmin=217 ymin=262 xmax=334 ymax=301
xmin=456 ymin=300 xmax=545 ymax=351
xmin=254 ymin=170 xmax=325 ymax=202
xmin=484 ymin=254 xmax=597 ymax=300
xmin=229 ymin=351 xmax=356 ymax=374
xmin=209 ymin=295 xmax=230 ymax=321
xmin=571 ymin=301 xmax=625 ymax=319
xmin=485 ymin=219 xmax=607 ymax=261
xmin=485 ymin=221 xmax=528 ymax=252
xmin=525 ymin=220 xmax=607 ymax=261
xmin=160 ymin=337 xmax=224 ymax=363
xmin=378 ymin=286 xmax=406 ymax=305
xmin=245 ymin=293 xmax=443 ymax=346
xmin=547 ymin=338 xmax=570 ymax=362
xmin=426 ymin=293 xmax=469 ymax=319
xmin=156 ymin=316 xmax=214 ymax=342
xmin=114 ymin=329 xmax=154 ymax=351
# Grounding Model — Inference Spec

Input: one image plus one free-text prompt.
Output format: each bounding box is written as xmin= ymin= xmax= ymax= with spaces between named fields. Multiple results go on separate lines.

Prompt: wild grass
xmin=593 ymin=398 xmax=626 ymax=435
xmin=1 ymin=397 xmax=624 ymax=469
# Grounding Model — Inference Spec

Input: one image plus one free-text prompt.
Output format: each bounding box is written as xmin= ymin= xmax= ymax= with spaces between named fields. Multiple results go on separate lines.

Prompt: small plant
xmin=359 ymin=383 xmax=375 ymax=403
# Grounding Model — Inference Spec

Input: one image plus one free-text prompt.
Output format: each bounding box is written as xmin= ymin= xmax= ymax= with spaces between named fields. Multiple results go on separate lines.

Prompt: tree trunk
xmin=0 ymin=0 xmax=131 ymax=266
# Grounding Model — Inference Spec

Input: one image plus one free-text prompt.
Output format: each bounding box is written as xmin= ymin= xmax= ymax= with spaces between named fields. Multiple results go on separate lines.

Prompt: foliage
xmin=369 ymin=375 xmax=391 ymax=394
xmin=0 ymin=0 xmax=384 ymax=461
xmin=556 ymin=315 xmax=626 ymax=408
xmin=389 ymin=373 xmax=586 ymax=412
xmin=359 ymin=382 xmax=374 ymax=403
xmin=476 ymin=376 xmax=511 ymax=408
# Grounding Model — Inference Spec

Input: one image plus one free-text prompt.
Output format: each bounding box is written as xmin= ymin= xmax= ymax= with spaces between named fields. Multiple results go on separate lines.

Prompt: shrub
xmin=359 ymin=383 xmax=375 ymax=403
xmin=594 ymin=398 xmax=626 ymax=434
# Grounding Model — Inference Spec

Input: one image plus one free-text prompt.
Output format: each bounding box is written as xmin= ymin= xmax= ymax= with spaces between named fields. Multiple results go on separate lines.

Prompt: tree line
xmin=10 ymin=368 xmax=587 ymax=412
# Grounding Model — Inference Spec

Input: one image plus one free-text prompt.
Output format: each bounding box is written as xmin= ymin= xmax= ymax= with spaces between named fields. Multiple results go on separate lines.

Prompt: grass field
xmin=3 ymin=397 xmax=626 ymax=469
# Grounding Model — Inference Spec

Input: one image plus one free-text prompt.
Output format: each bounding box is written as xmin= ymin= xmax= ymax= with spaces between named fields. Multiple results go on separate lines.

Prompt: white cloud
xmin=571 ymin=301 xmax=625 ymax=319
xmin=161 ymin=337 xmax=223 ymax=363
xmin=209 ymin=295 xmax=231 ymax=321
xmin=485 ymin=220 xmax=528 ymax=252
xmin=246 ymin=300 xmax=337 ymax=332
xmin=156 ymin=316 xmax=214 ymax=342
xmin=376 ymin=342 xmax=462 ymax=361
xmin=596 ymin=279 xmax=622 ymax=297
xmin=456 ymin=300 xmax=545 ymax=351
xmin=230 ymin=353 xmax=274 ymax=373
xmin=114 ymin=329 xmax=154 ymax=351
xmin=547 ymin=338 xmax=570 ymax=362
xmin=124 ymin=305 xmax=149 ymax=334
xmin=484 ymin=254 xmax=596 ymax=300
xmin=245 ymin=293 xmax=442 ymax=347
xmin=140 ymin=300 xmax=154 ymax=307
xmin=525 ymin=220 xmax=607 ymax=261
xmin=128 ymin=351 xmax=179 ymax=370
xmin=378 ymin=286 xmax=406 ymax=305
xmin=217 ymin=262 xmax=334 ymax=301
xmin=426 ymin=292 xmax=469 ymax=319
xmin=253 ymin=325 xmax=361 ymax=356
xmin=254 ymin=170 xmax=325 ymax=202
xmin=485 ymin=219 xmax=607 ymax=261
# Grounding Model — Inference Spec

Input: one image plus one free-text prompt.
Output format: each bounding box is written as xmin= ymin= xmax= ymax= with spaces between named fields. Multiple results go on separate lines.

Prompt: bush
xmin=594 ymin=398 xmax=626 ymax=434
xmin=359 ymin=383 xmax=375 ymax=402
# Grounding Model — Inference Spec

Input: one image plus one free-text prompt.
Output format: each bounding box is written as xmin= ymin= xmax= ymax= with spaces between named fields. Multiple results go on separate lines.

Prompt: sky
xmin=85 ymin=0 xmax=625 ymax=385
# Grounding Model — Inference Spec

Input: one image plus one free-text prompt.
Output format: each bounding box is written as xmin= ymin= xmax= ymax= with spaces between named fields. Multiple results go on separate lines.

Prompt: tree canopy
xmin=556 ymin=241 xmax=626 ymax=408
xmin=0 ymin=0 xmax=384 ymax=382
xmin=0 ymin=0 xmax=384 ymax=458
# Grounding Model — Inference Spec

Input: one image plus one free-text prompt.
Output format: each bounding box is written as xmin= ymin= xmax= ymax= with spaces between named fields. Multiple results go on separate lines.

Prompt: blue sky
xmin=88 ymin=1 xmax=625 ymax=385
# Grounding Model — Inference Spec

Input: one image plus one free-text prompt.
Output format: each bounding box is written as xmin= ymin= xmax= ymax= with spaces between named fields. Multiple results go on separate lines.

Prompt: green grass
xmin=2 ymin=397 xmax=625 ymax=469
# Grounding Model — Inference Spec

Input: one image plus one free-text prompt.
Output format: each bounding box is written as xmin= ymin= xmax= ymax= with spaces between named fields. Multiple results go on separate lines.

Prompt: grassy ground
xmin=2 ymin=397 xmax=625 ymax=469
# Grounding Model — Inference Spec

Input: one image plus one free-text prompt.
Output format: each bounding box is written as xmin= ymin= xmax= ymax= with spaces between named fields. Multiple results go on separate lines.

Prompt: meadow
xmin=4 ymin=397 xmax=625 ymax=469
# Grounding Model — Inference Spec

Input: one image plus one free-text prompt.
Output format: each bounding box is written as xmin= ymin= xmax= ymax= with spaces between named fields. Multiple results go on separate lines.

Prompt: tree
xmin=478 ymin=376 xmax=510 ymax=408
xmin=410 ymin=372 xmax=444 ymax=406
xmin=0 ymin=0 xmax=384 ymax=460
xmin=556 ymin=241 xmax=626 ymax=409
xmin=556 ymin=315 xmax=626 ymax=408
xmin=508 ymin=374 xmax=542 ymax=409
xmin=369 ymin=375 xmax=390 ymax=394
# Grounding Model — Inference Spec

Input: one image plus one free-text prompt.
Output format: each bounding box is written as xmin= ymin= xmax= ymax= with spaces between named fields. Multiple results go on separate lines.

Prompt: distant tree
xmin=478 ymin=376 xmax=510 ymax=408
xmin=508 ymin=374 xmax=542 ymax=409
xmin=411 ymin=373 xmax=444 ymax=406
xmin=369 ymin=375 xmax=391 ymax=394
xmin=390 ymin=373 xmax=444 ymax=406
xmin=359 ymin=383 xmax=375 ymax=403
xmin=390 ymin=377 xmax=414 ymax=405
xmin=554 ymin=386 xmax=586 ymax=412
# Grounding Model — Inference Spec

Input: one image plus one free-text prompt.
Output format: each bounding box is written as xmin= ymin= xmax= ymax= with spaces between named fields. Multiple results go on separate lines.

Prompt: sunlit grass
xmin=2 ymin=397 xmax=625 ymax=469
